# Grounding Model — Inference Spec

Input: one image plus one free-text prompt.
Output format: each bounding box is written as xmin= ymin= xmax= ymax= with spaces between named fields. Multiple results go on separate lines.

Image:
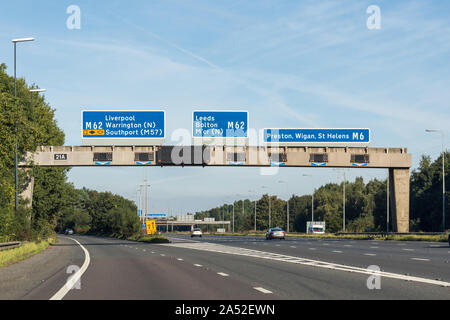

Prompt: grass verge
xmin=128 ymin=234 xmax=170 ymax=244
xmin=0 ymin=237 xmax=57 ymax=268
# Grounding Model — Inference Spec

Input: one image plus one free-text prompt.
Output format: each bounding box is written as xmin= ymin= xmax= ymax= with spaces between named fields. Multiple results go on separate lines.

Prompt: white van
xmin=308 ymin=225 xmax=325 ymax=234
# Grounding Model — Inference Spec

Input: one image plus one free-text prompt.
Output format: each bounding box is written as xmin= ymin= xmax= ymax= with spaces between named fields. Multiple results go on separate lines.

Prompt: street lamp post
xmin=12 ymin=37 xmax=35 ymax=216
xmin=29 ymin=88 xmax=46 ymax=145
xmin=232 ymin=201 xmax=235 ymax=233
xmin=342 ymin=170 xmax=346 ymax=232
xmin=29 ymin=88 xmax=46 ymax=108
xmin=261 ymin=186 xmax=271 ymax=229
xmin=426 ymin=129 xmax=446 ymax=231
xmin=303 ymin=174 xmax=314 ymax=222
xmin=387 ymin=170 xmax=390 ymax=233
xmin=278 ymin=180 xmax=289 ymax=232
xmin=248 ymin=190 xmax=257 ymax=231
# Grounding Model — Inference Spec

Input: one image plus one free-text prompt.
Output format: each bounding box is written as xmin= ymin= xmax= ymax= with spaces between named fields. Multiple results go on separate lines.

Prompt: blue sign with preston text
xmin=264 ymin=128 xmax=370 ymax=145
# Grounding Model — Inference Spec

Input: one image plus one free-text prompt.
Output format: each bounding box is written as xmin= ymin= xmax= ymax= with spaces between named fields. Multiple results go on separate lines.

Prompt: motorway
xmin=1 ymin=234 xmax=450 ymax=300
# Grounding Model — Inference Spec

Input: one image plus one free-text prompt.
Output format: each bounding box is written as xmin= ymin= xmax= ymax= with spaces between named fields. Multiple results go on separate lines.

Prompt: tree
xmin=0 ymin=62 xmax=66 ymax=241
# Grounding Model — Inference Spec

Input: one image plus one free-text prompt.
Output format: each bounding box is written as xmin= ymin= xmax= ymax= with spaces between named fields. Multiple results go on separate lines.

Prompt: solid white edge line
xmin=50 ymin=237 xmax=90 ymax=300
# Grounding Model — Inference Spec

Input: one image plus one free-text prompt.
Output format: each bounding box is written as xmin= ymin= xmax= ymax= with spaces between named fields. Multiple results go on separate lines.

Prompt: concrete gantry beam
xmin=22 ymin=145 xmax=411 ymax=168
xmin=20 ymin=145 xmax=412 ymax=233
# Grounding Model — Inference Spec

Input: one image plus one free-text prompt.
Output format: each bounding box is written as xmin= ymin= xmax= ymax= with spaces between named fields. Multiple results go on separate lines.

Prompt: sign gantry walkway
xmin=20 ymin=145 xmax=412 ymax=233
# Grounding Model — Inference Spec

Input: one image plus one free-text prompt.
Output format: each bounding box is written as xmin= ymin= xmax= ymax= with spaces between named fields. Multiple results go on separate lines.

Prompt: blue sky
xmin=1 ymin=0 xmax=449 ymax=214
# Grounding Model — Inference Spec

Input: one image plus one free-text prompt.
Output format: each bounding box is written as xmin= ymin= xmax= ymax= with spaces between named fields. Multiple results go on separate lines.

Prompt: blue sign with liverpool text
xmin=82 ymin=110 xmax=165 ymax=139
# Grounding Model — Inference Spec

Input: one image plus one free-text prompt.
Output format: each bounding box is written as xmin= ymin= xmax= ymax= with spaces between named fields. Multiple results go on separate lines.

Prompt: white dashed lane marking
xmin=217 ymin=272 xmax=229 ymax=277
xmin=411 ymin=258 xmax=430 ymax=261
xmin=254 ymin=287 xmax=272 ymax=294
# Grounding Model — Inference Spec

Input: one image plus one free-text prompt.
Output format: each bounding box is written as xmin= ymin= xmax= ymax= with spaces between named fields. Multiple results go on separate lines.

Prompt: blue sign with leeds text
xmin=82 ymin=110 xmax=165 ymax=139
xmin=264 ymin=129 xmax=370 ymax=145
xmin=193 ymin=111 xmax=248 ymax=138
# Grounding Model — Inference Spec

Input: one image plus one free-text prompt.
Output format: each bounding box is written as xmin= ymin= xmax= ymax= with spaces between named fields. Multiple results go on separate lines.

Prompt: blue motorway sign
xmin=264 ymin=128 xmax=370 ymax=145
xmin=82 ymin=110 xmax=165 ymax=139
xmin=193 ymin=111 xmax=248 ymax=138
xmin=145 ymin=213 xmax=168 ymax=218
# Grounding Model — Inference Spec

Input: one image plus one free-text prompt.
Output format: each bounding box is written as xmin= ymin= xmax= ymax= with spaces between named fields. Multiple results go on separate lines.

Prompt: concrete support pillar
xmin=389 ymin=168 xmax=410 ymax=232
xmin=20 ymin=170 xmax=34 ymax=210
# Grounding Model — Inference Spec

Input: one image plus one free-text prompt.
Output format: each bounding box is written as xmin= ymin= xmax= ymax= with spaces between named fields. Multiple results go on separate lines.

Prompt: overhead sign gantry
xmin=20 ymin=109 xmax=411 ymax=233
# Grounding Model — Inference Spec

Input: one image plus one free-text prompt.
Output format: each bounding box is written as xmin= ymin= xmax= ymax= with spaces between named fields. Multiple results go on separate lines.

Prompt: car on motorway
xmin=64 ymin=228 xmax=74 ymax=235
xmin=266 ymin=228 xmax=286 ymax=240
xmin=191 ymin=228 xmax=203 ymax=238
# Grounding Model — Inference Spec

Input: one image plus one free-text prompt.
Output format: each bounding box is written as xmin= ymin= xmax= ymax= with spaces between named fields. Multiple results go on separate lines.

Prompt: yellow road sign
xmin=146 ymin=220 xmax=157 ymax=235
xmin=83 ymin=129 xmax=105 ymax=136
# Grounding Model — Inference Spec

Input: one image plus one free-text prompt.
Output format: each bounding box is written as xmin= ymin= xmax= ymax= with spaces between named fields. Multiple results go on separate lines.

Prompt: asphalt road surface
xmin=1 ymin=234 xmax=450 ymax=300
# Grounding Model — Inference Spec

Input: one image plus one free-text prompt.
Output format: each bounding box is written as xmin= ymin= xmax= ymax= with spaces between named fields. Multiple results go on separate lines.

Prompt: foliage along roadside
xmin=0 ymin=62 xmax=65 ymax=242
xmin=0 ymin=237 xmax=56 ymax=268
xmin=57 ymin=187 xmax=141 ymax=240
xmin=194 ymin=154 xmax=449 ymax=234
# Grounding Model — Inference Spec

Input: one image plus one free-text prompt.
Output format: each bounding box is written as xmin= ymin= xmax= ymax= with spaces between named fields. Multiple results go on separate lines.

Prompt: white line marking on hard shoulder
xmin=194 ymin=264 xmax=203 ymax=267
xmin=364 ymin=253 xmax=377 ymax=256
xmin=50 ymin=237 xmax=90 ymax=300
xmin=332 ymin=250 xmax=343 ymax=253
xmin=403 ymin=249 xmax=414 ymax=251
xmin=411 ymin=258 xmax=430 ymax=261
xmin=217 ymin=272 xmax=229 ymax=277
xmin=254 ymin=287 xmax=272 ymax=294
xmin=177 ymin=258 xmax=183 ymax=261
